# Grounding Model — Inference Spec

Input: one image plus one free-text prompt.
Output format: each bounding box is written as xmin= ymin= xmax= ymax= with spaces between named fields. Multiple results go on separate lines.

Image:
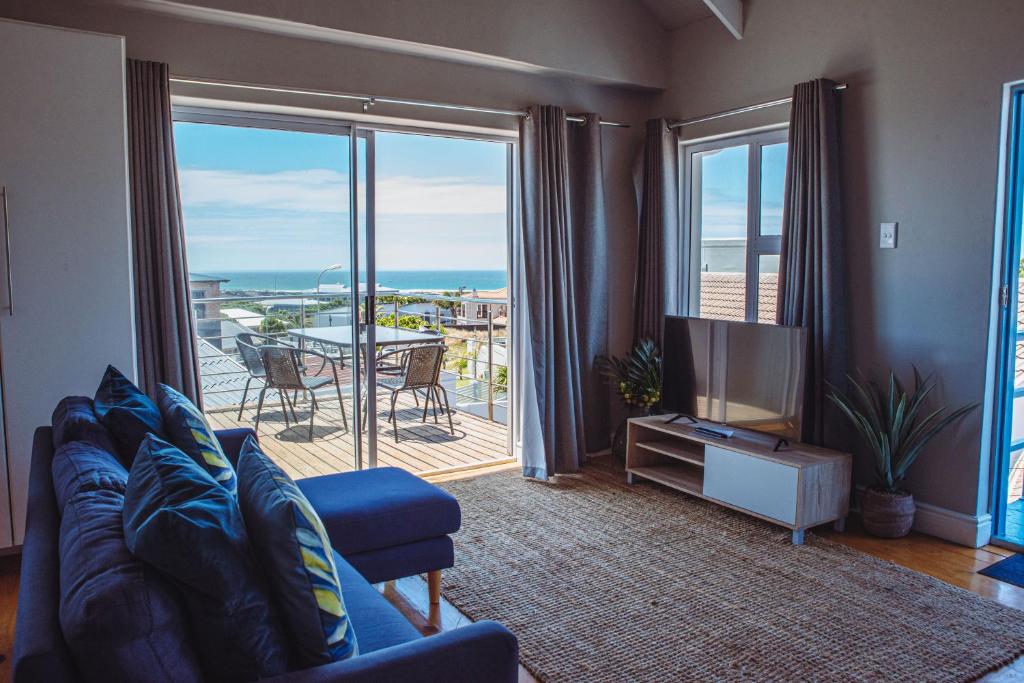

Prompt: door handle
xmin=364 ymin=295 xmax=375 ymax=326
xmin=0 ymin=187 xmax=11 ymax=316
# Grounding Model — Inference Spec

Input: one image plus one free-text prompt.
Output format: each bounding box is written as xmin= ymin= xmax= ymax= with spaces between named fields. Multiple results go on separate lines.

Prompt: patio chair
xmin=368 ymin=343 xmax=453 ymax=442
xmin=235 ymin=332 xmax=277 ymax=420
xmin=236 ymin=331 xmax=331 ymax=419
xmin=254 ymin=344 xmax=349 ymax=440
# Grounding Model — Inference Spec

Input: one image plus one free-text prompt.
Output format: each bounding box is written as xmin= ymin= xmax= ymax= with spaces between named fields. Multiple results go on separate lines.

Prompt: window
xmin=682 ymin=130 xmax=787 ymax=323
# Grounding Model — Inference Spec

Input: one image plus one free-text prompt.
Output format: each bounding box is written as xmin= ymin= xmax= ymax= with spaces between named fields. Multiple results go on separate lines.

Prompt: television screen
xmin=662 ymin=315 xmax=807 ymax=441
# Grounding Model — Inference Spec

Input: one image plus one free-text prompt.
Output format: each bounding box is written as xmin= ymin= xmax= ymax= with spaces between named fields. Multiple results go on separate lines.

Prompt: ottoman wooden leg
xmin=427 ymin=570 xmax=441 ymax=605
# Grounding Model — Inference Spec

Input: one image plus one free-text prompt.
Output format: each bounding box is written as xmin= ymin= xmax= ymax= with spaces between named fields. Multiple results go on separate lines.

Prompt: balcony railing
xmin=192 ymin=291 xmax=509 ymax=425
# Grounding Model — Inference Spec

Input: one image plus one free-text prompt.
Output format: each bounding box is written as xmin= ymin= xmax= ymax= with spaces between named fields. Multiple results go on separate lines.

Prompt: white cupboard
xmin=0 ymin=19 xmax=136 ymax=546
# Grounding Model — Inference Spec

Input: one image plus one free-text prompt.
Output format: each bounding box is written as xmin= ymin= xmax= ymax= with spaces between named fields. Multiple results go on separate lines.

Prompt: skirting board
xmin=854 ymin=485 xmax=991 ymax=548
xmin=913 ymin=500 xmax=992 ymax=548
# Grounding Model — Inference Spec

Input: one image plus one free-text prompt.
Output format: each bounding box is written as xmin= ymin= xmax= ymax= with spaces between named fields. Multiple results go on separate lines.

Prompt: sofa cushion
xmin=297 ymin=467 xmax=461 ymax=556
xmin=332 ymin=551 xmax=421 ymax=654
xmin=237 ymin=437 xmax=358 ymax=668
xmin=157 ymin=383 xmax=237 ymax=495
xmin=123 ymin=434 xmax=288 ymax=682
xmin=51 ymin=441 xmax=127 ymax=515
xmin=93 ymin=365 xmax=164 ymax=464
xmin=51 ymin=396 xmax=116 ymax=454
xmin=59 ymin=487 xmax=202 ymax=683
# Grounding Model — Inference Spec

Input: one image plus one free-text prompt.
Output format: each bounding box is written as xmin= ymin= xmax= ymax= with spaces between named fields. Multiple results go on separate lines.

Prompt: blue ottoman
xmin=297 ymin=467 xmax=461 ymax=604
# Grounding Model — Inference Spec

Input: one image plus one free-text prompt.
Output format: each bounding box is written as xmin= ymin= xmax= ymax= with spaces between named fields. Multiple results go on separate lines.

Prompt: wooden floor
xmin=1 ymin=462 xmax=1023 ymax=683
xmin=206 ymin=390 xmax=511 ymax=480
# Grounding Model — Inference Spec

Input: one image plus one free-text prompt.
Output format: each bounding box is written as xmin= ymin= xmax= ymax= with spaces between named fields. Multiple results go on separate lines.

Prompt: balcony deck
xmin=206 ymin=392 xmax=511 ymax=479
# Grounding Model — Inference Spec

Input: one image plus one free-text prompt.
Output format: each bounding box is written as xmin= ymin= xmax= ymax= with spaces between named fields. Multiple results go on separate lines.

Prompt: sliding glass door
xmin=173 ymin=111 xmax=374 ymax=474
xmin=173 ymin=110 xmax=514 ymax=477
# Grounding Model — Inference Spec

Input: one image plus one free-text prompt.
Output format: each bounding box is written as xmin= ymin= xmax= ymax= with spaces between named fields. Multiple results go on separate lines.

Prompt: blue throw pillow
xmin=157 ymin=383 xmax=237 ymax=495
xmin=51 ymin=396 xmax=117 ymax=454
xmin=94 ymin=365 xmax=163 ymax=464
xmin=123 ymin=434 xmax=288 ymax=682
xmin=51 ymin=441 xmax=127 ymax=515
xmin=59 ymin=487 xmax=203 ymax=683
xmin=236 ymin=437 xmax=358 ymax=667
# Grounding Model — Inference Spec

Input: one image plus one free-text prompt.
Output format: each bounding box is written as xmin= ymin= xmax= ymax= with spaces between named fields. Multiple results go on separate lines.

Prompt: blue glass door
xmin=994 ymin=87 xmax=1024 ymax=544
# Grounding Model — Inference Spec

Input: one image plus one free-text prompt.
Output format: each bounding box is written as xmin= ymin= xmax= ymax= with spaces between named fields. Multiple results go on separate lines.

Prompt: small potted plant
xmin=596 ymin=339 xmax=663 ymax=461
xmin=828 ymin=369 xmax=977 ymax=538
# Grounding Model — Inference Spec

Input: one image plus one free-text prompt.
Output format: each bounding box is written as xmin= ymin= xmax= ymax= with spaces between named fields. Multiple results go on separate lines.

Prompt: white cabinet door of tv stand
xmin=625 ymin=415 xmax=851 ymax=545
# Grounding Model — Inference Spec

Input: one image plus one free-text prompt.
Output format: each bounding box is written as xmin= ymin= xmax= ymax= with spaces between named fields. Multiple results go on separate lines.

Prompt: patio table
xmin=287 ymin=324 xmax=442 ymax=349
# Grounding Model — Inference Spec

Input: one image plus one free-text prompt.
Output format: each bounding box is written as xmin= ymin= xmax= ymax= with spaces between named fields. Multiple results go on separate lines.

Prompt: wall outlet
xmin=880 ymin=222 xmax=898 ymax=249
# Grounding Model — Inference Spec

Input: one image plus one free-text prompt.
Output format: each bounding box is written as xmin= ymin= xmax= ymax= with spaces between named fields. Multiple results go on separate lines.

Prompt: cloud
xmin=179 ymin=168 xmax=506 ymax=216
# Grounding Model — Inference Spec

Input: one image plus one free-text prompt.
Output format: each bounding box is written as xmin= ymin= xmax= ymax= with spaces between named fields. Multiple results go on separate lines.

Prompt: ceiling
xmin=639 ymin=0 xmax=714 ymax=30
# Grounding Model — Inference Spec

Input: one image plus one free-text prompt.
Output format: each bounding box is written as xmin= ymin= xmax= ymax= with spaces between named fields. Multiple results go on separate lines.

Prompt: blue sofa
xmin=14 ymin=420 xmax=517 ymax=682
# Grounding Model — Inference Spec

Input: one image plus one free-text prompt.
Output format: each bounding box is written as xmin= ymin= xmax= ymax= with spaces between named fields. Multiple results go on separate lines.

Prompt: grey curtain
xmin=126 ymin=59 xmax=202 ymax=405
xmin=568 ymin=114 xmax=610 ymax=454
xmin=633 ymin=119 xmax=680 ymax=346
xmin=518 ymin=105 xmax=606 ymax=478
xmin=776 ymin=78 xmax=849 ymax=446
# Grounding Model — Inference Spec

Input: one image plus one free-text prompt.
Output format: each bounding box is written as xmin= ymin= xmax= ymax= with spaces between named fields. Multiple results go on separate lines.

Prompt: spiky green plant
xmin=827 ymin=369 xmax=977 ymax=493
xmin=596 ymin=339 xmax=662 ymax=410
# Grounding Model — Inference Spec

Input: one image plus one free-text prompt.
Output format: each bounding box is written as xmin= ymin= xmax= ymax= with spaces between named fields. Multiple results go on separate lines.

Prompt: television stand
xmin=625 ymin=415 xmax=851 ymax=545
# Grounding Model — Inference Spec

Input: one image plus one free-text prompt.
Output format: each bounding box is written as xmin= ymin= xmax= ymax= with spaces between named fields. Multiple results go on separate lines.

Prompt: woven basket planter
xmin=861 ymin=487 xmax=916 ymax=538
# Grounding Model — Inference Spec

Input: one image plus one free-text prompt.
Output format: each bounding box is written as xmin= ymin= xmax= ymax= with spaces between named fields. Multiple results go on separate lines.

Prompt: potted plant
xmin=828 ymin=369 xmax=977 ymax=538
xmin=596 ymin=339 xmax=663 ymax=461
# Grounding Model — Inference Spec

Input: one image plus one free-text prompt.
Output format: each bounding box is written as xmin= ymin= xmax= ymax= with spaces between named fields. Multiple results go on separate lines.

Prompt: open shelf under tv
xmin=625 ymin=415 xmax=852 ymax=545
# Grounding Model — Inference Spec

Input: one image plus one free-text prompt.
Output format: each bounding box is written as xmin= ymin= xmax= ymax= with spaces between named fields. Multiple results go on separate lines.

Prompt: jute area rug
xmin=438 ymin=460 xmax=1024 ymax=682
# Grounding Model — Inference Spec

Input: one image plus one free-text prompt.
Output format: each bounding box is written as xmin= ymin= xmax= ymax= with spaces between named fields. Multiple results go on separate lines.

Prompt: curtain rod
xmin=169 ymin=76 xmax=630 ymax=128
xmin=667 ymin=83 xmax=848 ymax=130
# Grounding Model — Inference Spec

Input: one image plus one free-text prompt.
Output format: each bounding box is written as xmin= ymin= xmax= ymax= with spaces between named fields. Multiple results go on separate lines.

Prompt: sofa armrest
xmin=13 ymin=428 xmax=80 ymax=682
xmin=214 ymin=428 xmax=257 ymax=468
xmin=266 ymin=621 xmax=517 ymax=683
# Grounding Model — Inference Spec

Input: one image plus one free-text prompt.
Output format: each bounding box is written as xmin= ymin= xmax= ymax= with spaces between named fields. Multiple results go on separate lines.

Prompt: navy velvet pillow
xmin=51 ymin=396 xmax=116 ymax=454
xmin=51 ymin=441 xmax=128 ymax=515
xmin=237 ymin=437 xmax=358 ymax=668
xmin=94 ymin=365 xmax=164 ymax=463
xmin=59 ymin=487 xmax=203 ymax=683
xmin=123 ymin=434 xmax=289 ymax=682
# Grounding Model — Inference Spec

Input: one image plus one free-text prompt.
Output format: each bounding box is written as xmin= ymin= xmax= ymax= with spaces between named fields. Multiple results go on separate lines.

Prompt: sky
xmin=698 ymin=141 xmax=786 ymax=239
xmin=173 ymin=122 xmax=509 ymax=272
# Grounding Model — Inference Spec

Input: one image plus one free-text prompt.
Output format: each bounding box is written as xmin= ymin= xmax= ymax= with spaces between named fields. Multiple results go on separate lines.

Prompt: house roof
xmin=189 ymin=272 xmax=228 ymax=283
xmin=698 ymin=272 xmax=778 ymax=323
xmin=473 ymin=287 xmax=507 ymax=301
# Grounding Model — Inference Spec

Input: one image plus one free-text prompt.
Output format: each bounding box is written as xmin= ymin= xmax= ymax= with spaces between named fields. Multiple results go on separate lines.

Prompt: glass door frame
xmin=991 ymin=83 xmax=1024 ymax=544
xmin=172 ymin=105 xmax=518 ymax=469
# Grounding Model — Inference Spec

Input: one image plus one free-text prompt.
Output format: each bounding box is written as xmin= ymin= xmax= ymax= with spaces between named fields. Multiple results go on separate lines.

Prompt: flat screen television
xmin=661 ymin=315 xmax=808 ymax=441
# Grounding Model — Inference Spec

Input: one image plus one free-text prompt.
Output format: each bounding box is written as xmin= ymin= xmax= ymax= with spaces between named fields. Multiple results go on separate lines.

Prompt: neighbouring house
xmin=190 ymin=272 xmax=228 ymax=347
xmin=461 ymin=288 xmax=508 ymax=326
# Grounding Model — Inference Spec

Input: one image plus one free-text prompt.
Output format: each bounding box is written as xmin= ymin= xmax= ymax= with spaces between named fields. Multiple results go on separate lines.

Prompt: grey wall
xmin=118 ymin=0 xmax=669 ymax=88
xmin=659 ymin=0 xmax=1024 ymax=518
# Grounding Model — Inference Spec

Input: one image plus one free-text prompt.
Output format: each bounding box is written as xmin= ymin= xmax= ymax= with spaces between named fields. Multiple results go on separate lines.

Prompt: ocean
xmin=204 ymin=270 xmax=507 ymax=293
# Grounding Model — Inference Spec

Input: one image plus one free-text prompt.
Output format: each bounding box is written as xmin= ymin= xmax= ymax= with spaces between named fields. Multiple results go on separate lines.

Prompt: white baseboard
xmin=853 ymin=485 xmax=991 ymax=548
xmin=912 ymin=500 xmax=992 ymax=548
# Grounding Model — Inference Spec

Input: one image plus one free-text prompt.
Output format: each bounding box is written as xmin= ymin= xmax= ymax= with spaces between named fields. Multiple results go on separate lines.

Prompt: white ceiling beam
xmin=702 ymin=0 xmax=743 ymax=39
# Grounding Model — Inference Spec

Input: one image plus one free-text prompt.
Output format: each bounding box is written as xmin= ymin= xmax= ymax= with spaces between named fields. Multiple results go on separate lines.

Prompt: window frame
xmin=680 ymin=128 xmax=788 ymax=322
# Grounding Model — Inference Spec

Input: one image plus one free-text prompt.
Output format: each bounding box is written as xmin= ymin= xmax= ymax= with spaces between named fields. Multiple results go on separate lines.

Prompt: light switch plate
xmin=880 ymin=222 xmax=898 ymax=249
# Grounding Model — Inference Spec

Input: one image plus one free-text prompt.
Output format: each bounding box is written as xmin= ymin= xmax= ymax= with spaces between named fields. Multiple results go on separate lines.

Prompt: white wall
xmin=659 ymin=0 xmax=1024 ymax=530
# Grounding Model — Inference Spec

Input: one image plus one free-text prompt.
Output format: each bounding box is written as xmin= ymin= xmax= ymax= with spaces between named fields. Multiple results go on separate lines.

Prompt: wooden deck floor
xmin=206 ymin=391 xmax=511 ymax=480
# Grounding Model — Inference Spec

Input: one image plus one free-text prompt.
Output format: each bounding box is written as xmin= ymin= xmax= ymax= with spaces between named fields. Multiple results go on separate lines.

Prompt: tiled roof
xmin=698 ymin=272 xmax=779 ymax=323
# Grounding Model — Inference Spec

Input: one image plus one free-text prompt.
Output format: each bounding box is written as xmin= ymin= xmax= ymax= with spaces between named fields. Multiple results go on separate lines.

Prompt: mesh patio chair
xmin=235 ymin=332 xmax=278 ymax=420
xmin=254 ymin=344 xmax=348 ymax=440
xmin=365 ymin=343 xmax=453 ymax=442
xmin=236 ymin=331 xmax=331 ymax=419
